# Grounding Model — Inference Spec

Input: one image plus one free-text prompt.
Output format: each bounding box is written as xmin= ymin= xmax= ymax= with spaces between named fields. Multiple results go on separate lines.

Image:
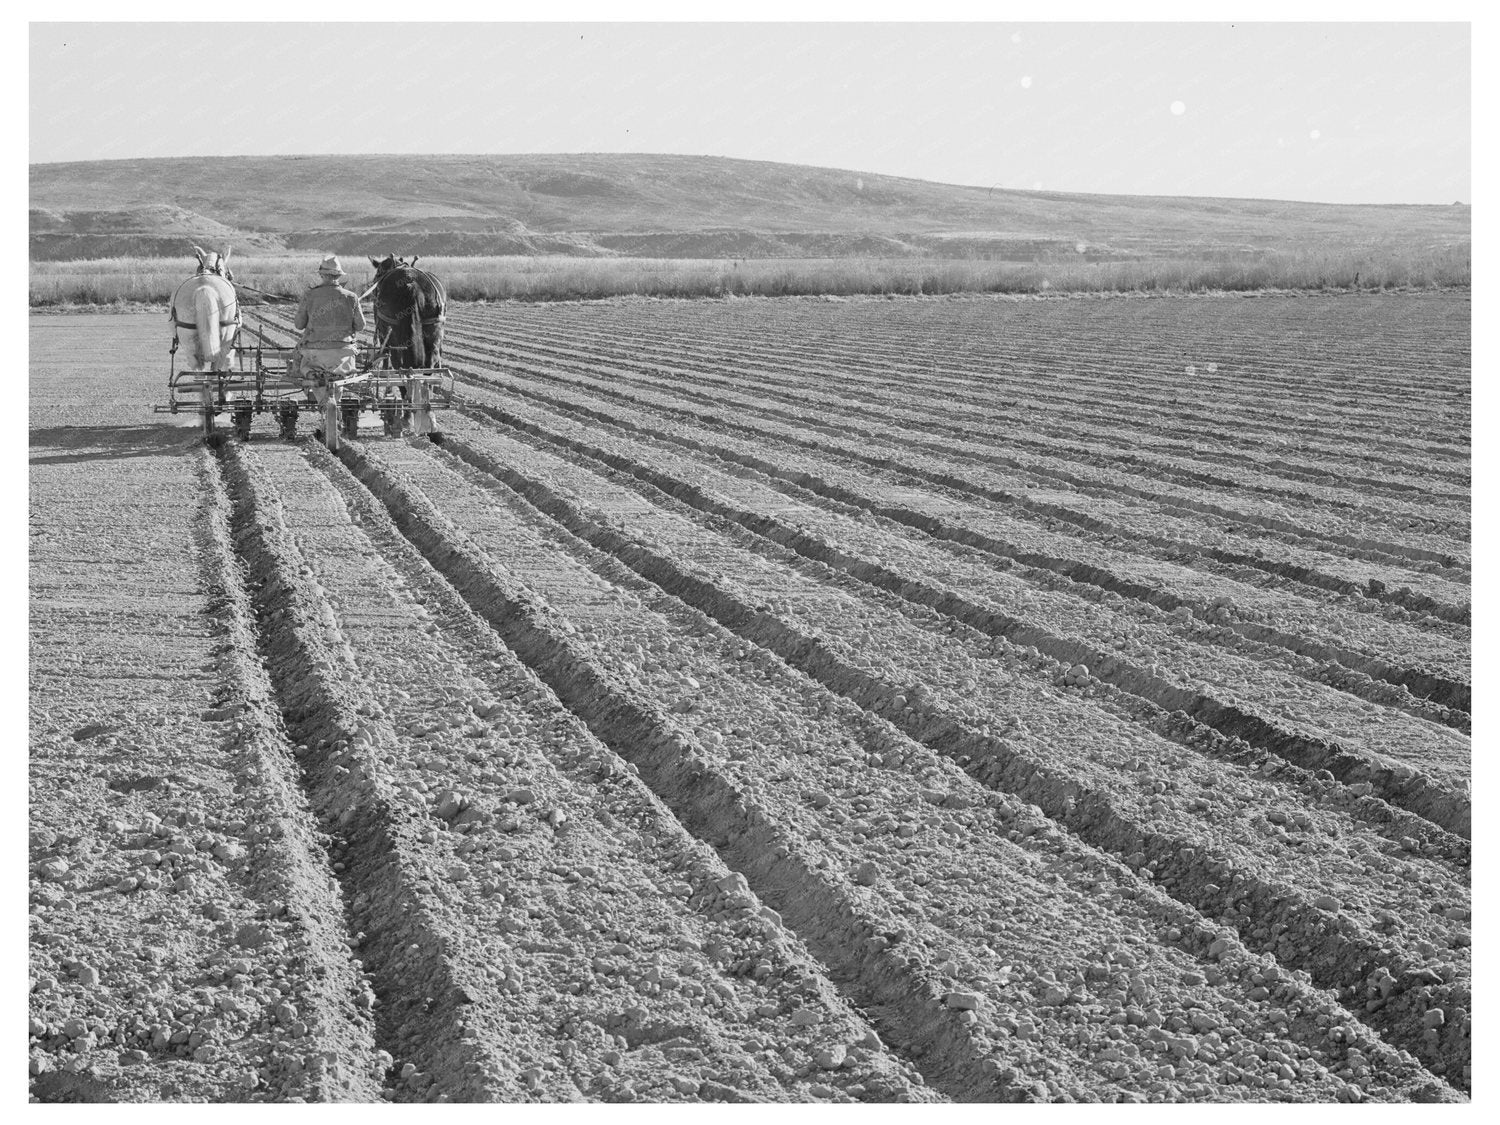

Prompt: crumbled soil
xmin=30 ymin=298 xmax=1469 ymax=1102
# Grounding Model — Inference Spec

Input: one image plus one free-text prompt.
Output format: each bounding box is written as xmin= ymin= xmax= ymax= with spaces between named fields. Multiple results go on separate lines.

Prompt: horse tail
xmin=194 ymin=284 xmax=222 ymax=369
xmin=408 ymin=297 xmax=426 ymax=368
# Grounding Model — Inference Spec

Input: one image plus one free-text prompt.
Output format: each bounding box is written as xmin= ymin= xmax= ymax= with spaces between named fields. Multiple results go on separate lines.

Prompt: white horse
xmin=169 ymin=245 xmax=239 ymax=371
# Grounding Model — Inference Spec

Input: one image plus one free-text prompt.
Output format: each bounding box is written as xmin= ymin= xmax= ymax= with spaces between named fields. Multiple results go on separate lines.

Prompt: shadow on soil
xmin=30 ymin=1062 xmax=243 ymax=1103
xmin=29 ymin=1070 xmax=120 ymax=1103
xmin=30 ymin=423 xmax=198 ymax=465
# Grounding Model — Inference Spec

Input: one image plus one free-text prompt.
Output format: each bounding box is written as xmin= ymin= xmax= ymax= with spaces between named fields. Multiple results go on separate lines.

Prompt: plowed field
xmin=29 ymin=292 xmax=1471 ymax=1103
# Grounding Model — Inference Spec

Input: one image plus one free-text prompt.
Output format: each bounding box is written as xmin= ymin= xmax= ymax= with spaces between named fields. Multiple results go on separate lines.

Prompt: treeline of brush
xmin=29 ymin=245 xmax=1471 ymax=305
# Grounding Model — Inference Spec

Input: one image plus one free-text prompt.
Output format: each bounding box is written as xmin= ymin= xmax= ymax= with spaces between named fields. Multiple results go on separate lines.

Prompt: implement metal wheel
xmin=322 ymin=393 xmax=340 ymax=453
xmin=341 ymin=402 xmax=361 ymax=441
xmin=199 ymin=382 xmax=216 ymax=441
xmin=233 ymin=405 xmax=253 ymax=442
xmin=278 ymin=402 xmax=300 ymax=441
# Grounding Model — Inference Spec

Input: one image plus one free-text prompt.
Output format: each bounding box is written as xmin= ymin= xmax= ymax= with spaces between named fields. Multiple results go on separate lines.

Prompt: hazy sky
xmin=29 ymin=20 xmax=1470 ymax=204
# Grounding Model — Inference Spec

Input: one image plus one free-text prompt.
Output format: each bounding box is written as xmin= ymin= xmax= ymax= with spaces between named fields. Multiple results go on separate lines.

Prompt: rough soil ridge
xmin=331 ymin=434 xmax=1460 ymax=1101
xmin=31 ymin=301 xmax=1470 ymax=1102
xmin=418 ymin=425 xmax=1469 ymax=1088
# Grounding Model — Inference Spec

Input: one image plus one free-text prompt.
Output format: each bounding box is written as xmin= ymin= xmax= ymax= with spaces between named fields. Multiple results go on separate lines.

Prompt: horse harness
xmin=169 ymin=276 xmax=242 ymax=346
xmin=372 ymin=265 xmax=448 ymax=330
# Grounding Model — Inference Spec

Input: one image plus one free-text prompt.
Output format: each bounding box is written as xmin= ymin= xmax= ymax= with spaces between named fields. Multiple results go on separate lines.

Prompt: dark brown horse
xmin=369 ymin=255 xmax=446 ymax=370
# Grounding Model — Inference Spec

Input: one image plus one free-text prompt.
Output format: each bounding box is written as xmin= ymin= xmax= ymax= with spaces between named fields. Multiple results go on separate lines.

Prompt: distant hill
xmin=28 ymin=153 xmax=1471 ymax=261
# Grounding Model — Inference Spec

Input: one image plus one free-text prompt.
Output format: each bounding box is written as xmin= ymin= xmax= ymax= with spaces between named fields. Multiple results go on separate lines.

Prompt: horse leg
xmin=394 ymin=375 xmax=412 ymax=435
xmin=194 ymin=287 xmax=222 ymax=370
xmin=407 ymin=302 xmax=425 ymax=368
xmin=218 ymin=324 xmax=237 ymax=372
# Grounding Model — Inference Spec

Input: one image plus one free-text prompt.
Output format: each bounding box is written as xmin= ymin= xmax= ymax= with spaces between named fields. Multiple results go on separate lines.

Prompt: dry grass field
xmin=30 ymin=290 xmax=1469 ymax=1102
xmin=28 ymin=244 xmax=1472 ymax=306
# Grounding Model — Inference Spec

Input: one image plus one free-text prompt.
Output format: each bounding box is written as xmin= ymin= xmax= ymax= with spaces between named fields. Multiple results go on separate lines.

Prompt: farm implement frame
xmin=156 ymin=312 xmax=455 ymax=451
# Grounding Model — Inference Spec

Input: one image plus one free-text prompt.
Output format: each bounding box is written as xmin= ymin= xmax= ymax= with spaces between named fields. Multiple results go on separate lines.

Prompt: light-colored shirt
xmin=294 ymin=280 xmax=366 ymax=347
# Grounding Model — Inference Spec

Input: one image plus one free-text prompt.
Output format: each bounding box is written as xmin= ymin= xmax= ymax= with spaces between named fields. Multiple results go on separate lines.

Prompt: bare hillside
xmin=29 ymin=153 xmax=1470 ymax=261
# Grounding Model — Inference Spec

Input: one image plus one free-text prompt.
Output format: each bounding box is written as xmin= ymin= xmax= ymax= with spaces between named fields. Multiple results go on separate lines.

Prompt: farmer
xmin=292 ymin=255 xmax=366 ymax=394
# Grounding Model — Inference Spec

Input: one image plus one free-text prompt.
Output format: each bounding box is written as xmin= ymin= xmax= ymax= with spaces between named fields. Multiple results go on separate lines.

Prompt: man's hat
xmin=317 ymin=255 xmax=346 ymax=278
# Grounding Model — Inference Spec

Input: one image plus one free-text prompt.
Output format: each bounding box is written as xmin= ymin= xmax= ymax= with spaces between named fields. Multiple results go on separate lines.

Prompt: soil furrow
xmin=417 ymin=424 xmax=1470 ymax=1088
xmin=29 ymin=311 xmax=383 ymax=1104
xmin=445 ymin=320 xmax=1471 ymax=503
xmin=31 ymin=296 xmax=1471 ymax=1106
xmin=445 ymin=355 xmax=1470 ymax=618
xmin=448 ymin=399 xmax=1472 ymax=797
xmin=220 ymin=440 xmax=515 ymax=1101
xmin=447 ymin=295 xmax=1470 ymax=479
xmin=445 ymin=366 xmax=1469 ymax=685
xmin=338 ymin=441 xmax=1028 ymax=1100
xmin=447 ymin=382 xmax=1472 ymax=729
xmin=282 ymin=436 xmax=939 ymax=1103
xmin=337 ymin=435 xmax=1460 ymax=1102
xmin=443 ymin=321 xmax=1471 ymax=554
xmin=226 ymin=434 xmax=946 ymax=1104
xmin=180 ymin=453 xmax=384 ymax=1101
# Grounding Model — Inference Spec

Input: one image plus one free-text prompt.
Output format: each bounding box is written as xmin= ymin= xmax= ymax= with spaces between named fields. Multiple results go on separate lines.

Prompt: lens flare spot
xmin=1309 ymin=129 xmax=1321 ymax=140
xmin=1170 ymin=100 xmax=1186 ymax=116
xmin=1020 ymin=75 xmax=1033 ymax=89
